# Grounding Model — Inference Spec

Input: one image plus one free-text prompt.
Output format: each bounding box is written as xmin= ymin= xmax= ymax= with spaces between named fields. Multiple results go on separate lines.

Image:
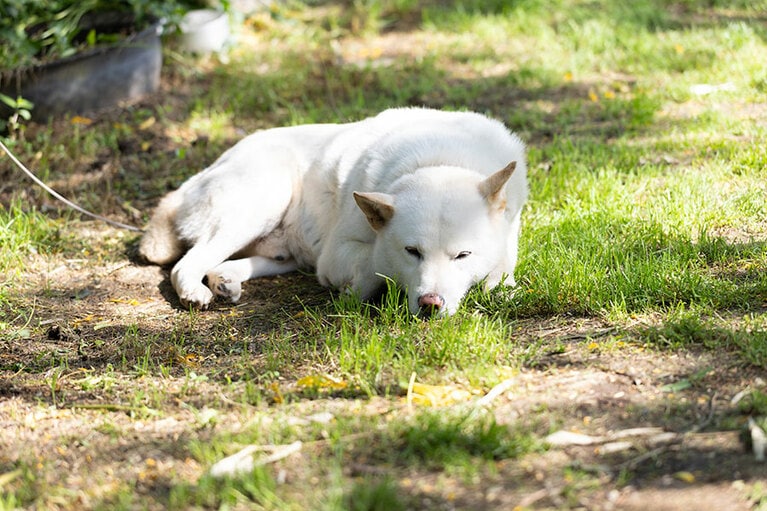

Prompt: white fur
xmin=139 ymin=107 xmax=527 ymax=316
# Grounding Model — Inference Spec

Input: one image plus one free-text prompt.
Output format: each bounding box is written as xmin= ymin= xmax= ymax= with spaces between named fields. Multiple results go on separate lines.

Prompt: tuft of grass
xmin=309 ymin=302 xmax=520 ymax=391
xmin=737 ymin=390 xmax=767 ymax=416
xmin=342 ymin=477 xmax=407 ymax=511
xmin=389 ymin=409 xmax=540 ymax=469
xmin=516 ymin=220 xmax=767 ymax=317
xmin=641 ymin=309 xmax=767 ymax=368
xmin=170 ymin=467 xmax=288 ymax=511
xmin=0 ymin=200 xmax=69 ymax=273
xmin=174 ymin=407 xmax=539 ymax=510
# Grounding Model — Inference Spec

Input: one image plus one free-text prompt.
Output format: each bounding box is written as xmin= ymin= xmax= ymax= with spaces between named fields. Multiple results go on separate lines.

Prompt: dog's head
xmin=353 ymin=162 xmax=517 ymax=317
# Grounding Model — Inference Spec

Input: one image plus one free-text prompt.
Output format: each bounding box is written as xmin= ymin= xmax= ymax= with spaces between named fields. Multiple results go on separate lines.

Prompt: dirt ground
xmin=1 ymin=239 xmax=765 ymax=509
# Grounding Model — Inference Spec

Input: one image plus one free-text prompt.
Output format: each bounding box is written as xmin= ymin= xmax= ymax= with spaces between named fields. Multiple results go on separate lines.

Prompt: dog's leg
xmin=170 ymin=223 xmax=290 ymax=309
xmin=171 ymin=225 xmax=297 ymax=308
xmin=206 ymin=256 xmax=298 ymax=302
xmin=318 ymin=238 xmax=382 ymax=299
xmin=167 ymin=146 xmax=300 ymax=308
xmin=170 ymin=240 xmax=243 ymax=308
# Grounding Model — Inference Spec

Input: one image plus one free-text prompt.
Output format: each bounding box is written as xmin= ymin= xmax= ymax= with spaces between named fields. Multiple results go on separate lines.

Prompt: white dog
xmin=139 ymin=108 xmax=527 ymax=317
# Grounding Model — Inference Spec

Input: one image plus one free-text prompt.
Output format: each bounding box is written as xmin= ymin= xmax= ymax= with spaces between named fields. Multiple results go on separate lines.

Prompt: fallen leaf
xmin=177 ymin=354 xmax=201 ymax=368
xmin=109 ymin=297 xmax=140 ymax=306
xmin=208 ymin=441 xmax=303 ymax=478
xmin=748 ymin=417 xmax=766 ymax=462
xmin=662 ymin=379 xmax=691 ymax=393
xmin=689 ymin=82 xmax=736 ymax=95
xmin=139 ymin=116 xmax=156 ymax=130
xmin=406 ymin=373 xmax=475 ymax=407
xmin=596 ymin=441 xmax=634 ymax=454
xmin=93 ymin=320 xmax=113 ymax=331
xmin=70 ymin=116 xmax=93 ymax=126
xmin=545 ymin=430 xmax=601 ymax=446
xmin=296 ymin=374 xmax=347 ymax=391
xmin=269 ymin=381 xmax=283 ymax=404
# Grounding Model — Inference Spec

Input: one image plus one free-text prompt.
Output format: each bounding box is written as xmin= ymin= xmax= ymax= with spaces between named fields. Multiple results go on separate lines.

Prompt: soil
xmin=1 ymin=236 xmax=765 ymax=509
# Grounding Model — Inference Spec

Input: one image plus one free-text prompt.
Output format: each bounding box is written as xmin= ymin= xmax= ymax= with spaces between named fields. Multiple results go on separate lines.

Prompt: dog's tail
xmin=139 ymin=190 xmax=185 ymax=265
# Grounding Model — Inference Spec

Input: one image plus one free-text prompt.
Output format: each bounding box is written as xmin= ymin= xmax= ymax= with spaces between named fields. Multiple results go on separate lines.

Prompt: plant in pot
xmin=0 ymin=0 xmax=187 ymax=125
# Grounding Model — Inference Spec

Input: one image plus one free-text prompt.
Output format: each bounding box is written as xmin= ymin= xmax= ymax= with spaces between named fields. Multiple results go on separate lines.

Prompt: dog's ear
xmin=478 ymin=161 xmax=516 ymax=212
xmin=353 ymin=191 xmax=395 ymax=231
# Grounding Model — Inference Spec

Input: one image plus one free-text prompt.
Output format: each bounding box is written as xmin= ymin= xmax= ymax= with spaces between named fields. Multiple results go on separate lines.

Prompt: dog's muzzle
xmin=417 ymin=293 xmax=445 ymax=317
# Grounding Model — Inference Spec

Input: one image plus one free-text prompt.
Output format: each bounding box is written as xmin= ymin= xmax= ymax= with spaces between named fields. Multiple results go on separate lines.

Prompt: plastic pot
xmin=0 ymin=13 xmax=163 ymax=121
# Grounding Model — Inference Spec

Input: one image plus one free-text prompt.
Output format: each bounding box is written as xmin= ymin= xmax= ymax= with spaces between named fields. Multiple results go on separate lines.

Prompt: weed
xmin=388 ymin=409 xmax=539 ymax=469
xmin=0 ymin=93 xmax=33 ymax=135
xmin=737 ymin=390 xmax=767 ymax=416
xmin=342 ymin=477 xmax=407 ymax=511
xmin=642 ymin=310 xmax=767 ymax=367
xmin=0 ymin=200 xmax=69 ymax=273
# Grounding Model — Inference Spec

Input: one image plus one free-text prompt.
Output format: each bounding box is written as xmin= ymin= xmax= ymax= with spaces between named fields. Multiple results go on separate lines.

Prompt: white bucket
xmin=179 ymin=9 xmax=230 ymax=54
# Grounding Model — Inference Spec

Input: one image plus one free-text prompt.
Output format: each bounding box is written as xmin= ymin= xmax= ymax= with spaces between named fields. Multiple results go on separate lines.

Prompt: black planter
xmin=0 ymin=13 xmax=163 ymax=121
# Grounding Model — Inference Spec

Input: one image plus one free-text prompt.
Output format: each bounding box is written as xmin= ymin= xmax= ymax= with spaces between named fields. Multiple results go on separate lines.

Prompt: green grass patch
xmin=0 ymin=200 xmax=69 ymax=272
xmin=389 ymin=409 xmax=540 ymax=468
xmin=281 ymin=283 xmax=524 ymax=391
xmin=642 ymin=309 xmax=767 ymax=368
xmin=175 ymin=406 xmax=539 ymax=510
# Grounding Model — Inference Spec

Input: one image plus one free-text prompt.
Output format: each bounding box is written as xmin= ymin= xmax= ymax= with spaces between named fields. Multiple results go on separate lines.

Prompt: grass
xmin=2 ymin=0 xmax=767 ymax=509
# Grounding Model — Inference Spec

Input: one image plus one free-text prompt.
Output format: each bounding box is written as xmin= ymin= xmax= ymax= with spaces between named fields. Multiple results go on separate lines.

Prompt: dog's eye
xmin=405 ymin=246 xmax=422 ymax=259
xmin=454 ymin=251 xmax=472 ymax=260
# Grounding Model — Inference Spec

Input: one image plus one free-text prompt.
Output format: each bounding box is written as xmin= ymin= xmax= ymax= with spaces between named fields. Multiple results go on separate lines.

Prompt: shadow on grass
xmin=196 ymin=45 xmax=658 ymax=145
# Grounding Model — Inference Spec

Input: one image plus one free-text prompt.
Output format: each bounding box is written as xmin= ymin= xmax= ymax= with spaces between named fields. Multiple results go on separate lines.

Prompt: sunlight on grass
xmin=184 ymin=109 xmax=237 ymax=141
xmin=0 ymin=200 xmax=69 ymax=274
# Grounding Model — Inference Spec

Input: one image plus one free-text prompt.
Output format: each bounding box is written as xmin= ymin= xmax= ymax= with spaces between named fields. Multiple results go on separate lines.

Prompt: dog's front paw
xmin=178 ymin=285 xmax=214 ymax=309
xmin=206 ymin=271 xmax=243 ymax=303
xmin=349 ymin=271 xmax=384 ymax=301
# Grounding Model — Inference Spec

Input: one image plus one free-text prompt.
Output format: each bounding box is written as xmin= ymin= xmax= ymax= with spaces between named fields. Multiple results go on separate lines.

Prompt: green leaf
xmin=661 ymin=379 xmax=692 ymax=393
xmin=16 ymin=97 xmax=34 ymax=110
xmin=0 ymin=92 xmax=15 ymax=108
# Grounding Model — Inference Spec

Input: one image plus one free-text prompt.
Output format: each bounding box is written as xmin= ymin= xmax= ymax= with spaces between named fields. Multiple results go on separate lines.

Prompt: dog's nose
xmin=418 ymin=293 xmax=445 ymax=317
